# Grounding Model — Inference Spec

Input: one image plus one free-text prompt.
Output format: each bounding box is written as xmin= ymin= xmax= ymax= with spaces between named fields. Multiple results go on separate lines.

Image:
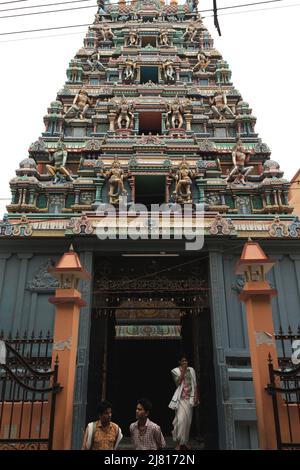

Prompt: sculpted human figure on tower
xmin=210 ymin=89 xmax=235 ymax=120
xmin=162 ymin=60 xmax=176 ymax=84
xmin=128 ymin=29 xmax=139 ymax=46
xmin=193 ymin=51 xmax=210 ymax=73
xmin=123 ymin=58 xmax=137 ymax=83
xmin=105 ymin=159 xmax=128 ymax=205
xmin=99 ymin=25 xmax=115 ymax=42
xmin=46 ymin=138 xmax=73 ymax=183
xmin=115 ymin=97 xmax=134 ymax=130
xmin=159 ymin=28 xmax=171 ymax=47
xmin=225 ymin=137 xmax=254 ymax=185
xmin=166 ymin=98 xmax=184 ymax=129
xmin=172 ymin=160 xmax=193 ymax=204
xmin=183 ymin=23 xmax=198 ymax=43
xmin=65 ymin=88 xmax=92 ymax=120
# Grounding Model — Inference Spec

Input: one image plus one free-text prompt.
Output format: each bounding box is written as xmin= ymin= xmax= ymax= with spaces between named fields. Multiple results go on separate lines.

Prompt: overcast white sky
xmin=0 ymin=0 xmax=299 ymax=217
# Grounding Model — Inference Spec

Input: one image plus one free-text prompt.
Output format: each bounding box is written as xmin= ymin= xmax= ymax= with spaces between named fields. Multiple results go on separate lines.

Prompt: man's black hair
xmin=137 ymin=398 xmax=152 ymax=413
xmin=97 ymin=400 xmax=112 ymax=416
xmin=178 ymin=353 xmax=189 ymax=363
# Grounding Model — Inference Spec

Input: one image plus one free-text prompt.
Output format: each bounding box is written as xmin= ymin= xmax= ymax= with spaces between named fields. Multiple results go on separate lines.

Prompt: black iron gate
xmin=0 ymin=332 xmax=61 ymax=450
xmin=267 ymin=327 xmax=300 ymax=450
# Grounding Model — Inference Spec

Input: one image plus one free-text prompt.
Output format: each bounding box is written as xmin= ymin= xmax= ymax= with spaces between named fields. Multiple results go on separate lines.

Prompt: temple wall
xmin=210 ymin=248 xmax=300 ymax=449
xmin=0 ymin=253 xmax=57 ymax=335
xmin=1 ymin=242 xmax=300 ymax=449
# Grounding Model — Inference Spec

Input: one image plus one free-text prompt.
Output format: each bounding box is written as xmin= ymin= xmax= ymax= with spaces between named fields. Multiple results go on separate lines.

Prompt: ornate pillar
xmin=185 ymin=113 xmax=192 ymax=132
xmin=195 ymin=177 xmax=206 ymax=205
xmin=108 ymin=112 xmax=116 ymax=132
xmin=265 ymin=191 xmax=271 ymax=206
xmin=29 ymin=189 xmax=35 ymax=205
xmin=49 ymin=247 xmax=91 ymax=450
xmin=92 ymin=175 xmax=105 ymax=209
xmin=74 ymin=190 xmax=80 ymax=205
xmin=282 ymin=190 xmax=289 ymax=205
xmin=236 ymin=240 xmax=278 ymax=449
xmin=22 ymin=188 xmax=27 ymax=205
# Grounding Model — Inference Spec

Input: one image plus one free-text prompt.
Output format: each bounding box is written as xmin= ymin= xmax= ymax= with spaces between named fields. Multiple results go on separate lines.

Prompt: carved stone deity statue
xmin=105 ymin=159 xmax=128 ymax=204
xmin=209 ymin=89 xmax=235 ymax=120
xmin=166 ymin=98 xmax=184 ymax=129
xmin=183 ymin=24 xmax=198 ymax=43
xmin=46 ymin=138 xmax=73 ymax=184
xmin=87 ymin=50 xmax=104 ymax=71
xmin=65 ymin=88 xmax=91 ymax=119
xmin=123 ymin=58 xmax=137 ymax=83
xmin=225 ymin=137 xmax=254 ymax=185
xmin=172 ymin=160 xmax=193 ymax=204
xmin=99 ymin=25 xmax=115 ymax=42
xmin=128 ymin=29 xmax=139 ymax=46
xmin=115 ymin=97 xmax=134 ymax=129
xmin=162 ymin=59 xmax=175 ymax=84
xmin=193 ymin=51 xmax=210 ymax=73
xmin=159 ymin=28 xmax=170 ymax=46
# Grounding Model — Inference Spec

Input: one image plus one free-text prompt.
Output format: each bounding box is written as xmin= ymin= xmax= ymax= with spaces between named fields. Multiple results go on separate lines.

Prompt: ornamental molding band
xmin=288 ymin=217 xmax=300 ymax=238
xmin=66 ymin=215 xmax=93 ymax=235
xmin=268 ymin=216 xmax=289 ymax=238
xmin=12 ymin=216 xmax=33 ymax=237
xmin=209 ymin=215 xmax=236 ymax=236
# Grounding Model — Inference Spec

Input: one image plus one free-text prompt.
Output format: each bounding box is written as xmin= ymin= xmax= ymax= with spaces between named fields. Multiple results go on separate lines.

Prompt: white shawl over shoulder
xmin=168 ymin=367 xmax=198 ymax=410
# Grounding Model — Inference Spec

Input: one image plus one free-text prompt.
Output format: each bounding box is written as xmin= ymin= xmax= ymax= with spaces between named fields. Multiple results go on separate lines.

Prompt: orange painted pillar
xmin=48 ymin=246 xmax=91 ymax=450
xmin=236 ymin=240 xmax=282 ymax=449
xmin=239 ymin=281 xmax=278 ymax=449
xmin=49 ymin=289 xmax=86 ymax=450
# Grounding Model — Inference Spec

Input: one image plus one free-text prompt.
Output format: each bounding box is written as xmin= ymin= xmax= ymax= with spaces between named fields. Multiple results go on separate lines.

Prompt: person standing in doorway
xmin=82 ymin=400 xmax=123 ymax=450
xmin=130 ymin=398 xmax=166 ymax=450
xmin=169 ymin=355 xmax=199 ymax=450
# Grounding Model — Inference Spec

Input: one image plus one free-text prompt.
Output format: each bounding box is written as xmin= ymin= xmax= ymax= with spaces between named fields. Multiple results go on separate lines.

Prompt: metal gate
xmin=267 ymin=328 xmax=300 ymax=450
xmin=0 ymin=333 xmax=61 ymax=450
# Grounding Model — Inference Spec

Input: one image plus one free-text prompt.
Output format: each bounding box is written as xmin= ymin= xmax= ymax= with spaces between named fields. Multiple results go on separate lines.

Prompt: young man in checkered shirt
xmin=130 ymin=398 xmax=166 ymax=450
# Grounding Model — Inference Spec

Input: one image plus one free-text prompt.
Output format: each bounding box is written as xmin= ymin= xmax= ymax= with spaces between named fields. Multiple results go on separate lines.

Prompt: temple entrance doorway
xmin=87 ymin=255 xmax=219 ymax=448
xmin=107 ymin=339 xmax=178 ymax=436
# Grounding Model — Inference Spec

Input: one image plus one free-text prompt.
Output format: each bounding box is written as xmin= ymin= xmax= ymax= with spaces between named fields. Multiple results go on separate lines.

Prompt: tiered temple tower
xmin=1 ymin=0 xmax=300 ymax=450
xmin=5 ymin=0 xmax=293 ymax=219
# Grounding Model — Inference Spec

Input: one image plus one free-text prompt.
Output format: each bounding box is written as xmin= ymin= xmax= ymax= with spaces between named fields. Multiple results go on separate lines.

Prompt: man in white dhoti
xmin=168 ymin=356 xmax=199 ymax=450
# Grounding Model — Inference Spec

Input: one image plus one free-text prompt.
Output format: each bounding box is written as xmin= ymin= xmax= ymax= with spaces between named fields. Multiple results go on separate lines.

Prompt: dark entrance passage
xmin=107 ymin=340 xmax=178 ymax=436
xmin=87 ymin=255 xmax=219 ymax=449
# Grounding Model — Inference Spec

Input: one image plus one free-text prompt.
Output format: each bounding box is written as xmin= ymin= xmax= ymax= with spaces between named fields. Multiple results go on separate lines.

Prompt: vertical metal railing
xmin=0 ymin=332 xmax=61 ymax=450
xmin=267 ymin=326 xmax=300 ymax=450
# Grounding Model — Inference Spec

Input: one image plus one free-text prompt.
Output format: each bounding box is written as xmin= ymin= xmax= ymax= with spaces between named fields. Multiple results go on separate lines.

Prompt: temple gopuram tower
xmin=1 ymin=0 xmax=300 ymax=450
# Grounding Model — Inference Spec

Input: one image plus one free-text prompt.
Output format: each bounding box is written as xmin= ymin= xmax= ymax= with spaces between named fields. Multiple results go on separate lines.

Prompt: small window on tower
xmin=139 ymin=112 xmax=162 ymax=135
xmin=141 ymin=36 xmax=156 ymax=48
xmin=90 ymin=78 xmax=99 ymax=85
xmin=140 ymin=66 xmax=158 ymax=84
xmin=73 ymin=127 xmax=85 ymax=137
xmin=214 ymin=128 xmax=226 ymax=138
xmin=200 ymin=79 xmax=209 ymax=86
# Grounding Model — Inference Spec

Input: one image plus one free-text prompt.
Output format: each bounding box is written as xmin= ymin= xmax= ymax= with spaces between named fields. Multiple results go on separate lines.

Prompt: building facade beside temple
xmin=1 ymin=0 xmax=300 ymax=450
